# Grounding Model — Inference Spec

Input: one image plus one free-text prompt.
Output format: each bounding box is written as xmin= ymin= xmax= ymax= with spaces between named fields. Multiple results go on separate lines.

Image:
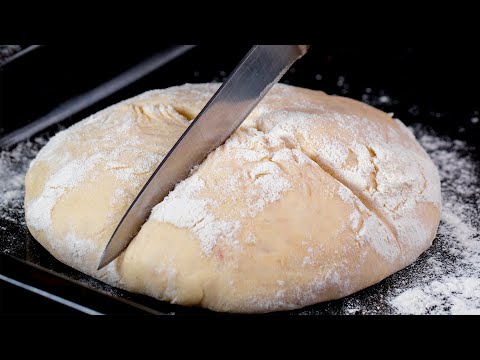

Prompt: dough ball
xmin=24 ymin=83 xmax=441 ymax=313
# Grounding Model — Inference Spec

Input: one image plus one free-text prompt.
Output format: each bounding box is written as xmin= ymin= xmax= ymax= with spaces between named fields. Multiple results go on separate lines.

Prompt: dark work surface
xmin=0 ymin=276 xmax=80 ymax=314
xmin=0 ymin=45 xmax=26 ymax=65
xmin=0 ymin=45 xmax=176 ymax=137
xmin=0 ymin=45 xmax=479 ymax=314
xmin=2 ymin=46 xmax=479 ymax=145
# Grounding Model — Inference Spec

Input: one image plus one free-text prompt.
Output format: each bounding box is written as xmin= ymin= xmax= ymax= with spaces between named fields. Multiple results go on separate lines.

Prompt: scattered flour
xmin=151 ymin=174 xmax=241 ymax=255
xmin=390 ymin=277 xmax=480 ymax=315
xmin=246 ymin=161 xmax=292 ymax=216
xmin=0 ymin=45 xmax=22 ymax=64
xmin=0 ymin=137 xmax=47 ymax=226
xmin=1 ymin=103 xmax=479 ymax=315
xmin=26 ymin=156 xmax=101 ymax=230
xmin=386 ymin=126 xmax=480 ymax=315
xmin=294 ymin=122 xmax=479 ymax=315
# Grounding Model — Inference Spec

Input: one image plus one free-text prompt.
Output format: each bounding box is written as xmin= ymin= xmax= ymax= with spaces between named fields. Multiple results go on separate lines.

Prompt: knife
xmin=97 ymin=45 xmax=310 ymax=270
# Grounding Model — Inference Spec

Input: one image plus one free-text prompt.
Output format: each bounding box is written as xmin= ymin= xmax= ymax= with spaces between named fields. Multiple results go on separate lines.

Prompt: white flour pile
xmin=387 ymin=124 xmax=480 ymax=315
xmin=0 ymin=137 xmax=47 ymax=227
xmin=0 ymin=45 xmax=22 ymax=64
xmin=1 ymin=121 xmax=479 ymax=314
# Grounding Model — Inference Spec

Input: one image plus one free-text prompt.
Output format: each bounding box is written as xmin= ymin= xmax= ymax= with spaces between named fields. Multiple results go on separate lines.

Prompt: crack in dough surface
xmin=24 ymin=83 xmax=442 ymax=313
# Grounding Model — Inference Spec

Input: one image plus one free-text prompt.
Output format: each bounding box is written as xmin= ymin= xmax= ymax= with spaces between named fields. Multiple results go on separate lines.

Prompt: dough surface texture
xmin=24 ymin=83 xmax=441 ymax=313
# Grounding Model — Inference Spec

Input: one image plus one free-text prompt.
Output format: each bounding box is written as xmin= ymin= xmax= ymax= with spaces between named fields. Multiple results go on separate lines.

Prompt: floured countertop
xmin=1 ymin=118 xmax=479 ymax=314
xmin=0 ymin=45 xmax=23 ymax=65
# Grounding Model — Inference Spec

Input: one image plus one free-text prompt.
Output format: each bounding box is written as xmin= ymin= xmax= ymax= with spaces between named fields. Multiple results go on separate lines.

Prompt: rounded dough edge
xmin=24 ymin=83 xmax=442 ymax=313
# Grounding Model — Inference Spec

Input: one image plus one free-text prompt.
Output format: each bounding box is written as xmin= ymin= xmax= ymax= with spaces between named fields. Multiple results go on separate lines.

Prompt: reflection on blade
xmin=98 ymin=45 xmax=309 ymax=270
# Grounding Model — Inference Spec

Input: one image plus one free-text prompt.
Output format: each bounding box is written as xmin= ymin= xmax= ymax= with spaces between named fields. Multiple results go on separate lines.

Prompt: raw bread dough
xmin=24 ymin=83 xmax=442 ymax=313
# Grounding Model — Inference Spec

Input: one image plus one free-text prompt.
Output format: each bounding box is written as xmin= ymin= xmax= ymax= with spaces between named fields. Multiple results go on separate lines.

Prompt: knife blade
xmin=97 ymin=45 xmax=309 ymax=270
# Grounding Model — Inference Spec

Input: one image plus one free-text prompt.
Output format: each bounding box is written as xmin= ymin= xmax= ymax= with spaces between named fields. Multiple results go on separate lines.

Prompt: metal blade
xmin=98 ymin=45 xmax=309 ymax=270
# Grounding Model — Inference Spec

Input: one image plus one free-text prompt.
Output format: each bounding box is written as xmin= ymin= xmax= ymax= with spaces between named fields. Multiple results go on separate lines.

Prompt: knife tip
xmin=97 ymin=251 xmax=111 ymax=271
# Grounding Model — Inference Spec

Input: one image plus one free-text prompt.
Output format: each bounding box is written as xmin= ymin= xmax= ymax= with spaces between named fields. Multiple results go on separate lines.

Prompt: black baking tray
xmin=1 ymin=45 xmax=479 ymax=314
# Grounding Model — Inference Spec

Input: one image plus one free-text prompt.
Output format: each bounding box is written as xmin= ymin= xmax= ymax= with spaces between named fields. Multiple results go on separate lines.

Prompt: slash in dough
xmin=24 ymin=83 xmax=442 ymax=313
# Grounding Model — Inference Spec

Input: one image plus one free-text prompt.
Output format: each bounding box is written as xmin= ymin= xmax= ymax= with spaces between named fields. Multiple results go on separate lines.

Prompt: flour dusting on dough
xmin=17 ymin=84 xmax=446 ymax=313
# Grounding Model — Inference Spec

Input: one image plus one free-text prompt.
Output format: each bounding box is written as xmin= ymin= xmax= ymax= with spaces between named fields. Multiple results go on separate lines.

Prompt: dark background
xmin=2 ymin=46 xmax=479 ymax=144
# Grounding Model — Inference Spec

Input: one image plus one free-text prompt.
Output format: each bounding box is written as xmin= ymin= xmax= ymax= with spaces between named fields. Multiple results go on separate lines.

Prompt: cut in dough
xmin=24 ymin=83 xmax=442 ymax=313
